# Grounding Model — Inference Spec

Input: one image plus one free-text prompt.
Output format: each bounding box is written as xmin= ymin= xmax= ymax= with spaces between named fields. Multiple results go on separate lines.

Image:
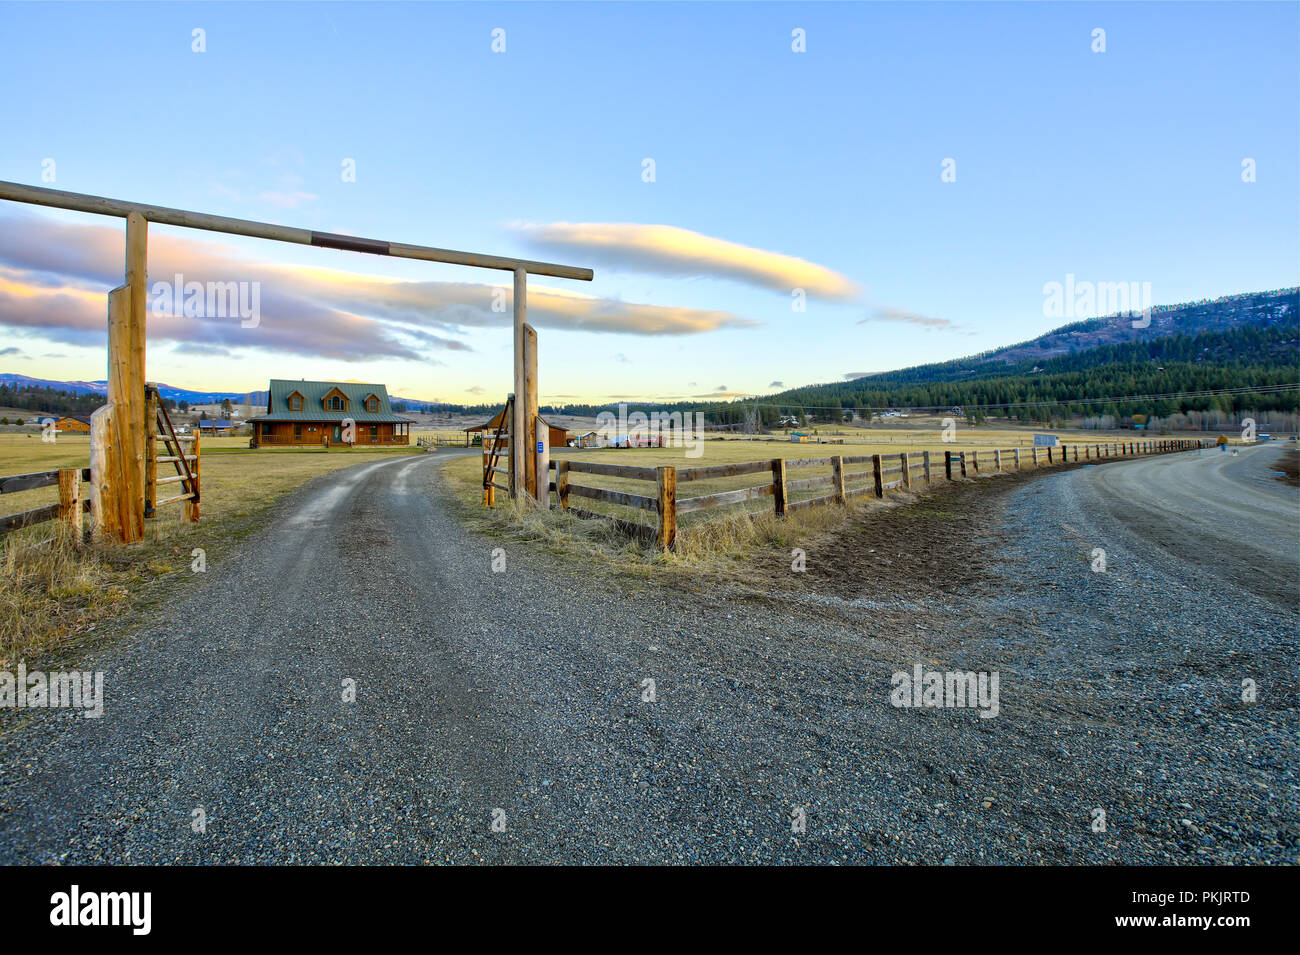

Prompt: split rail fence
xmin=545 ymin=438 xmax=1208 ymax=551
xmin=0 ymin=384 xmax=201 ymax=545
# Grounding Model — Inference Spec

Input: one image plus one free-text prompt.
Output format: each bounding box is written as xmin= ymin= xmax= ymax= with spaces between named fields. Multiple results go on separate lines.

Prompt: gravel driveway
xmin=0 ymin=445 xmax=1294 ymax=864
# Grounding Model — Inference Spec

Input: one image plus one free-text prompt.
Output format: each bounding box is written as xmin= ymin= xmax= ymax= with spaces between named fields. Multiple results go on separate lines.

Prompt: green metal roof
xmin=249 ymin=379 xmax=414 ymax=423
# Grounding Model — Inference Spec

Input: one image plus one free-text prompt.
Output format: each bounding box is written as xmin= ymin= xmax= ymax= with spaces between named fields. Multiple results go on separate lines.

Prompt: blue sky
xmin=1 ymin=1 xmax=1296 ymax=405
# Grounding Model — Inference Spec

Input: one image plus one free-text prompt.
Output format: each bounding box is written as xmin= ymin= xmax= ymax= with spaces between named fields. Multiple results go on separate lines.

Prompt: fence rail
xmin=541 ymin=438 xmax=1207 ymax=550
xmin=2 ymin=384 xmax=205 ymax=543
xmin=0 ymin=467 xmax=91 ymax=540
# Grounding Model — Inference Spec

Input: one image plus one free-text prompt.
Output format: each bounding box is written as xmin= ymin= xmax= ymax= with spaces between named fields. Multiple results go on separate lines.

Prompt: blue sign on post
xmin=537 ymin=441 xmax=544 ymax=453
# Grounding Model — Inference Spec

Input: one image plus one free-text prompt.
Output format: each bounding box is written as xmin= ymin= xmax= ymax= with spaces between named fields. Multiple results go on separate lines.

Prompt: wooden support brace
xmin=184 ymin=428 xmax=200 ymax=523
xmin=145 ymin=386 xmax=158 ymax=517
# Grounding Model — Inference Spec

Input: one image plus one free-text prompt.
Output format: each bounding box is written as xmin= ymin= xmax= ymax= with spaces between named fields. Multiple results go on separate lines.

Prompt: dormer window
xmin=321 ymin=386 xmax=350 ymax=413
xmin=288 ymin=394 xmax=303 ymax=412
xmin=365 ymin=397 xmax=379 ymax=413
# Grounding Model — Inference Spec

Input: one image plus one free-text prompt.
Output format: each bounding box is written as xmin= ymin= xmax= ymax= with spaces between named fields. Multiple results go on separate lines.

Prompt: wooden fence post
xmin=89 ymin=405 xmax=117 ymax=541
xmin=656 ymin=465 xmax=676 ymax=551
xmin=970 ymin=450 xmax=979 ymax=473
xmin=959 ymin=451 xmax=968 ymax=477
xmin=534 ymin=413 xmax=550 ymax=508
xmin=871 ymin=454 xmax=884 ymax=497
xmin=772 ymin=458 xmax=788 ymax=516
xmin=1031 ymin=447 xmax=1039 ymax=467
xmin=994 ymin=449 xmax=1002 ymax=471
xmin=184 ymin=429 xmax=200 ymax=523
xmin=899 ymin=452 xmax=911 ymax=490
xmin=1013 ymin=448 xmax=1021 ymax=470
xmin=555 ymin=460 xmax=569 ymax=510
xmin=832 ymin=455 xmax=846 ymax=504
xmin=923 ymin=450 xmax=932 ymax=485
xmin=145 ymin=386 xmax=157 ymax=517
xmin=58 ymin=467 xmax=82 ymax=542
xmin=944 ymin=450 xmax=954 ymax=481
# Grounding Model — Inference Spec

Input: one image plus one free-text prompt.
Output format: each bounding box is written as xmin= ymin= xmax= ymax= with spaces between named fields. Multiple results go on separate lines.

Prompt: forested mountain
xmin=551 ymin=288 xmax=1300 ymax=426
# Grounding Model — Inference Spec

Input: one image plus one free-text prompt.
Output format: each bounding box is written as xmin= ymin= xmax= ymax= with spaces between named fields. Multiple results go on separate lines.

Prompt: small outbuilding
xmin=464 ymin=408 xmax=570 ymax=449
xmin=198 ymin=418 xmax=234 ymax=434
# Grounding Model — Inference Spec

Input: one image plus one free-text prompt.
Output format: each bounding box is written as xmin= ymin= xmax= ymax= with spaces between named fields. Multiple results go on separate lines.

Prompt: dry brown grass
xmin=441 ymin=450 xmax=897 ymax=580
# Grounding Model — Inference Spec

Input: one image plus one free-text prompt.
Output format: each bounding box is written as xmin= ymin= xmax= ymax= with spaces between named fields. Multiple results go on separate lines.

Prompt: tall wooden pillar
xmin=95 ymin=212 xmax=147 ymax=543
xmin=523 ymin=322 xmax=539 ymax=500
xmin=511 ymin=268 xmax=527 ymax=499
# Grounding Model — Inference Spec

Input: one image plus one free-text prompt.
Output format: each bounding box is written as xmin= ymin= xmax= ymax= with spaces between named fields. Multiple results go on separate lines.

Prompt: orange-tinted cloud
xmin=515 ymin=222 xmax=861 ymax=301
xmin=0 ymin=212 xmax=756 ymax=360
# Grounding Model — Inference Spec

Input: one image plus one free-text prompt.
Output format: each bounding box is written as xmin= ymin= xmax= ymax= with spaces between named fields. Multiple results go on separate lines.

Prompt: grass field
xmin=0 ymin=433 xmax=419 ymax=666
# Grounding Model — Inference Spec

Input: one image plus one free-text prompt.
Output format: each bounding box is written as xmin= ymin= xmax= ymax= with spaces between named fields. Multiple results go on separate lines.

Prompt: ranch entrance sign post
xmin=0 ymin=180 xmax=592 ymax=543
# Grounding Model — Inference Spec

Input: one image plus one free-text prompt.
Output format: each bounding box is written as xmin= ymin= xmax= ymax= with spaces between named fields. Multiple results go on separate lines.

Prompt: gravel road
xmin=0 ymin=445 xmax=1294 ymax=864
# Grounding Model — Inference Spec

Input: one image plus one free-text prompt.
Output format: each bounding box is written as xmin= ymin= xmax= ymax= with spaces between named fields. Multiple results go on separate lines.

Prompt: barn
xmin=249 ymin=379 xmax=414 ymax=447
xmin=54 ymin=415 xmax=92 ymax=433
xmin=465 ymin=408 xmax=571 ymax=448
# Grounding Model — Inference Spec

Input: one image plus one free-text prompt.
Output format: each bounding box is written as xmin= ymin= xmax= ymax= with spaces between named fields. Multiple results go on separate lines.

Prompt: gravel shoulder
xmin=0 ymin=446 xmax=1294 ymax=864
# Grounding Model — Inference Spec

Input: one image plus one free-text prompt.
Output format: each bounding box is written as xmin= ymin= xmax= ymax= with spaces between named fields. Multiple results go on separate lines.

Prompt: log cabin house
xmin=249 ymin=379 xmax=414 ymax=448
xmin=53 ymin=415 xmax=92 ymax=433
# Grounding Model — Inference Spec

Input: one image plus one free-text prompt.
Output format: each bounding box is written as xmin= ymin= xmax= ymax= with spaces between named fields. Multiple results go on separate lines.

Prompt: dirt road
xmin=1064 ymin=444 xmax=1298 ymax=608
xmin=0 ymin=446 xmax=1294 ymax=864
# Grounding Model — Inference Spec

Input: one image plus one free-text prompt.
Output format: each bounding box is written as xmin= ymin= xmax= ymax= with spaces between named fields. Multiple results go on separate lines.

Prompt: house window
xmin=366 ymin=397 xmax=378 ymax=413
xmin=289 ymin=395 xmax=303 ymax=411
xmin=261 ymin=423 xmax=272 ymax=436
xmin=327 ymin=396 xmax=344 ymax=412
xmin=294 ymin=424 xmax=303 ymax=440
xmin=369 ymin=425 xmax=379 ymax=439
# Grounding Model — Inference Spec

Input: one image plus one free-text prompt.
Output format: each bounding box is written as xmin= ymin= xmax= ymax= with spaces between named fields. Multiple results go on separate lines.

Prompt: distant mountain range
xmin=4 ymin=287 xmax=1297 ymax=420
xmin=836 ymin=287 xmax=1298 ymax=386
xmin=752 ymin=287 xmax=1300 ymax=423
xmin=0 ymin=374 xmax=446 ymax=410
xmin=0 ymin=374 xmax=267 ymax=406
xmin=537 ymin=287 xmax=1300 ymax=421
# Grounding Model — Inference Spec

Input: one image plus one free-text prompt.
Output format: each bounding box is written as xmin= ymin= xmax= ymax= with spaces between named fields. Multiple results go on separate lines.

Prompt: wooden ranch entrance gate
xmin=0 ymin=180 xmax=592 ymax=543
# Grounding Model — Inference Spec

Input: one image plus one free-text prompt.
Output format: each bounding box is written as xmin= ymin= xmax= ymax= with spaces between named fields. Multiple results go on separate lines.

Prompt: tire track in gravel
xmin=0 ymin=446 xmax=1294 ymax=864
